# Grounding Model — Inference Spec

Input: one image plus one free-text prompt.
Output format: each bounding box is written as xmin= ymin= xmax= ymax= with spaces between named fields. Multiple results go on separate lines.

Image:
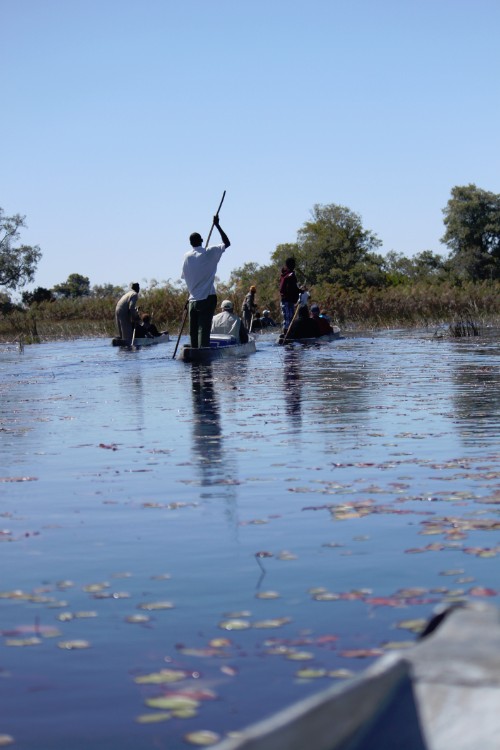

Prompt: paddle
xmin=280 ymin=300 xmax=301 ymax=346
xmin=131 ymin=327 xmax=136 ymax=347
xmin=172 ymin=300 xmax=189 ymax=359
xmin=205 ymin=190 xmax=226 ymax=248
xmin=172 ymin=190 xmax=227 ymax=360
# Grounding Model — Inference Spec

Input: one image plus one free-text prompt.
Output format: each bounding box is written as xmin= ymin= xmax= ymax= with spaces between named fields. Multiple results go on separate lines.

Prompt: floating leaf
xmin=286 ymin=651 xmax=314 ymax=661
xmin=340 ymin=649 xmax=384 ymax=658
xmin=145 ymin=696 xmax=199 ymax=711
xmin=57 ymin=640 xmax=91 ymax=650
xmin=125 ymin=614 xmax=150 ymax=624
xmin=5 ymin=637 xmax=42 ymax=647
xmin=312 ymin=592 xmax=340 ymax=602
xmin=277 ymin=550 xmax=297 ymax=561
xmin=255 ymin=591 xmax=280 ymax=600
xmin=209 ymin=638 xmax=231 ymax=648
xmin=138 ymin=601 xmax=174 ymax=611
xmin=82 ymin=583 xmax=109 ymax=593
xmin=252 ymin=617 xmax=291 ymax=629
xmin=468 ymin=586 xmax=497 ymax=597
xmin=218 ymin=619 xmax=251 ymax=631
xmin=184 ymin=730 xmax=221 ymax=746
xmin=396 ymin=619 xmax=427 ymax=634
xmin=57 ymin=612 xmax=74 ymax=622
xmin=135 ymin=712 xmax=171 ymax=723
xmin=75 ymin=611 xmax=98 ymax=618
xmin=382 ymin=641 xmax=415 ymax=650
xmin=135 ymin=669 xmax=188 ymax=685
xmin=295 ymin=668 xmax=327 ymax=679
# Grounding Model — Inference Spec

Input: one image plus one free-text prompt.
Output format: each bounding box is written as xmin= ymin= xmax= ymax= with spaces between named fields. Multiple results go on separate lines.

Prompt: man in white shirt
xmin=181 ymin=214 xmax=231 ymax=348
xmin=211 ymin=300 xmax=249 ymax=343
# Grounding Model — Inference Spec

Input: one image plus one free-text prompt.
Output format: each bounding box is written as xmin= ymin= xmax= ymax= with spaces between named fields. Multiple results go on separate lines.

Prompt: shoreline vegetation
xmin=1 ymin=280 xmax=499 ymax=344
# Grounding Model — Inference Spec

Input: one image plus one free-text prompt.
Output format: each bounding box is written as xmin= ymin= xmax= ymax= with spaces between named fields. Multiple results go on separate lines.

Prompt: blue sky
xmin=2 ymin=0 xmax=499 ymax=293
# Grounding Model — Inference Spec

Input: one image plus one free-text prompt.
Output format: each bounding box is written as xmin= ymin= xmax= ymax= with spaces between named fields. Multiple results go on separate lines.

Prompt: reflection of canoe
xmin=278 ymin=327 xmax=342 ymax=345
xmin=213 ymin=603 xmax=500 ymax=750
xmin=111 ymin=333 xmax=170 ymax=347
xmin=180 ymin=334 xmax=257 ymax=362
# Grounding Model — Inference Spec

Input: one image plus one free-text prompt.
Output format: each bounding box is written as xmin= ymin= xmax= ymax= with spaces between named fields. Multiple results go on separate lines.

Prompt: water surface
xmin=1 ymin=329 xmax=499 ymax=748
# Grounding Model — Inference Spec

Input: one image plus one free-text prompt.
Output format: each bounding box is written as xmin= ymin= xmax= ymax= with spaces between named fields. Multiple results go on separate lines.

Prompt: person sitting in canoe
xmin=211 ymin=299 xmax=249 ymax=343
xmin=282 ymin=304 xmax=320 ymax=341
xmin=134 ymin=313 xmax=168 ymax=338
xmin=310 ymin=304 xmax=334 ymax=336
xmin=261 ymin=309 xmax=277 ymax=328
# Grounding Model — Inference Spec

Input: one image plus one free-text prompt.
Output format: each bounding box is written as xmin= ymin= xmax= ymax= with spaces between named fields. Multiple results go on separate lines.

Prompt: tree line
xmin=1 ymin=183 xmax=499 ymax=327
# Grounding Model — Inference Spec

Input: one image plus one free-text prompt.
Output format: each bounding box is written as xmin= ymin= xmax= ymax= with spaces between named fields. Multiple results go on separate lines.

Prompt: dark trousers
xmin=189 ymin=295 xmax=217 ymax=348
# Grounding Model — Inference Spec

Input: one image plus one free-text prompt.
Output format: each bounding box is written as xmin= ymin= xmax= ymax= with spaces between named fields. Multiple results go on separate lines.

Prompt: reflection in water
xmin=451 ymin=348 xmax=500 ymax=447
xmin=282 ymin=348 xmax=302 ymax=426
xmin=190 ymin=365 xmax=238 ymax=510
xmin=120 ymin=371 xmax=145 ymax=430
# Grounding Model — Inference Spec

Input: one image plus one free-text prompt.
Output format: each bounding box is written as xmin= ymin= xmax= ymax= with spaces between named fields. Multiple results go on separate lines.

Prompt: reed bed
xmin=1 ymin=281 xmax=498 ymax=343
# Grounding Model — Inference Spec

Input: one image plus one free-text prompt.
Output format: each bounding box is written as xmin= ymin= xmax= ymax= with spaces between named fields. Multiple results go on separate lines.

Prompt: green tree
xmin=0 ymin=208 xmax=42 ymax=290
xmin=22 ymin=286 xmax=54 ymax=306
xmin=53 ymin=273 xmax=91 ymax=298
xmin=92 ymin=283 xmax=126 ymax=298
xmin=441 ymin=184 xmax=500 ymax=281
xmin=272 ymin=204 xmax=383 ymax=289
xmin=383 ymin=250 xmax=446 ymax=285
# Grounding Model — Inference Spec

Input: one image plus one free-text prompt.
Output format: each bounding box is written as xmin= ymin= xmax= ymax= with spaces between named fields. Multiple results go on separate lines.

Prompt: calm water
xmin=1 ymin=329 xmax=499 ymax=749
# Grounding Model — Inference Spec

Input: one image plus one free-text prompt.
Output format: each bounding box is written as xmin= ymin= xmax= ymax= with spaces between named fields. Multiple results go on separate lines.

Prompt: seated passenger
xmin=211 ymin=299 xmax=249 ymax=343
xmin=287 ymin=305 xmax=320 ymax=339
xmin=261 ymin=309 xmax=276 ymax=328
xmin=310 ymin=304 xmax=334 ymax=336
xmin=134 ymin=313 xmax=167 ymax=338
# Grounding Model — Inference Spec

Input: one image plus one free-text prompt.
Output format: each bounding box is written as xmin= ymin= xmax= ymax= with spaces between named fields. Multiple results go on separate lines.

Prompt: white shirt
xmin=211 ymin=310 xmax=242 ymax=338
xmin=181 ymin=243 xmax=226 ymax=301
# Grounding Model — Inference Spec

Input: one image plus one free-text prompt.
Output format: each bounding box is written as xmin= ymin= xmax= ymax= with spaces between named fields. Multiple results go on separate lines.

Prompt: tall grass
xmin=0 ymin=280 xmax=498 ymax=342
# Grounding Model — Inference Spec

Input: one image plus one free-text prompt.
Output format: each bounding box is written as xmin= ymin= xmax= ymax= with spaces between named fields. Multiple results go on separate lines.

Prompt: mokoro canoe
xmin=278 ymin=326 xmax=342 ymax=345
xmin=179 ymin=334 xmax=257 ymax=362
xmin=212 ymin=602 xmax=500 ymax=750
xmin=111 ymin=333 xmax=170 ymax=347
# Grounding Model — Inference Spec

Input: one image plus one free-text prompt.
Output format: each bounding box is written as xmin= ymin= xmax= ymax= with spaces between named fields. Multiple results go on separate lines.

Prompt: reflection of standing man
xmin=279 ymin=257 xmax=301 ymax=332
xmin=181 ymin=215 xmax=231 ymax=349
xmin=115 ymin=283 xmax=141 ymax=343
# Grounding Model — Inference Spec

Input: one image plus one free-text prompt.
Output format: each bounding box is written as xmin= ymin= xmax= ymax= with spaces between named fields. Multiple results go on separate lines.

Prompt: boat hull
xmin=212 ymin=603 xmax=500 ymax=750
xmin=111 ymin=333 xmax=170 ymax=347
xmin=180 ymin=335 xmax=256 ymax=362
xmin=278 ymin=327 xmax=341 ymax=345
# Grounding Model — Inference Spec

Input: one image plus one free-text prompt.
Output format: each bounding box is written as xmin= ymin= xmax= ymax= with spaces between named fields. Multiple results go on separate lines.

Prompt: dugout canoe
xmin=179 ymin=334 xmax=257 ymax=362
xmin=111 ymin=333 xmax=170 ymax=347
xmin=278 ymin=326 xmax=342 ymax=345
xmin=212 ymin=602 xmax=500 ymax=750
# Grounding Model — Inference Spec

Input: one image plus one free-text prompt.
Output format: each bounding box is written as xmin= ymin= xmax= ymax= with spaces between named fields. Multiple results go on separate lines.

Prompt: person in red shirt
xmin=279 ymin=257 xmax=301 ymax=332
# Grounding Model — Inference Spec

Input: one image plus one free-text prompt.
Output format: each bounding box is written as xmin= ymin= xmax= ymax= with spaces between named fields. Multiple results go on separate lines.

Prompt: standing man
xmin=279 ymin=257 xmax=301 ymax=332
xmin=181 ymin=214 xmax=231 ymax=348
xmin=115 ymin=282 xmax=141 ymax=344
xmin=241 ymin=285 xmax=257 ymax=331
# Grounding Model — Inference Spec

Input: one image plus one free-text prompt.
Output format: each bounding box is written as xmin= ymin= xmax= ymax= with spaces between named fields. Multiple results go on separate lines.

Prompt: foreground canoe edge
xmin=111 ymin=333 xmax=170 ymax=347
xmin=179 ymin=334 xmax=257 ymax=362
xmin=212 ymin=602 xmax=500 ymax=750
